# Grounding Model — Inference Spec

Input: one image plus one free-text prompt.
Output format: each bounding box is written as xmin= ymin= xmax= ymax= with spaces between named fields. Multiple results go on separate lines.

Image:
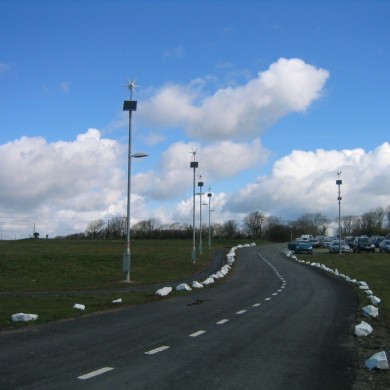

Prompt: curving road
xmin=0 ymin=244 xmax=358 ymax=389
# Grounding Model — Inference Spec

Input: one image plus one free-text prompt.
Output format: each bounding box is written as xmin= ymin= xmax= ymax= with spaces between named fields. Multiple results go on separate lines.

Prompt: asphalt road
xmin=0 ymin=244 xmax=359 ymax=389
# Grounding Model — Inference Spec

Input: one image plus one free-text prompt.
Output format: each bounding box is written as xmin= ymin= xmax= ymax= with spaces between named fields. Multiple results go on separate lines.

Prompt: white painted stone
xmin=176 ymin=283 xmax=191 ymax=291
xmin=362 ymin=305 xmax=379 ymax=318
xmin=354 ymin=321 xmax=373 ymax=337
xmin=11 ymin=313 xmax=38 ymax=322
xmin=365 ymin=351 xmax=388 ymax=370
xmin=155 ymin=287 xmax=172 ymax=297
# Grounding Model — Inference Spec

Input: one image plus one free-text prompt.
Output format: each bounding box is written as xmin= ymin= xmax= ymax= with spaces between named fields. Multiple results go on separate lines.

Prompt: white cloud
xmin=133 ymin=138 xmax=269 ymax=201
xmin=1 ymin=128 xmax=389 ymax=237
xmin=139 ymin=58 xmax=329 ymax=141
xmin=60 ymin=81 xmax=71 ymax=92
xmin=0 ymin=62 xmax=11 ymax=77
xmin=164 ymin=45 xmax=184 ymax=58
xmin=0 ymin=129 xmax=126 ymax=236
xmin=226 ymin=143 xmax=390 ymax=220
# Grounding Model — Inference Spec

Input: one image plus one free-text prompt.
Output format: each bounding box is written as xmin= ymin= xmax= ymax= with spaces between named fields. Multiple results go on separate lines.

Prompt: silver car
xmin=379 ymin=239 xmax=390 ymax=253
xmin=329 ymin=240 xmax=351 ymax=253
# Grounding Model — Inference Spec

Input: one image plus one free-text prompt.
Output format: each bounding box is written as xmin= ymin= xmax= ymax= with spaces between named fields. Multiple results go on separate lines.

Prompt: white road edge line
xmin=145 ymin=346 xmax=170 ymax=355
xmin=78 ymin=367 xmax=114 ymax=380
xmin=190 ymin=330 xmax=206 ymax=337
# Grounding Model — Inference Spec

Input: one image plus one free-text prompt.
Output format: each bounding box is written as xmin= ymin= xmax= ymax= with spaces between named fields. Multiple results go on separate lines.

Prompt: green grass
xmin=0 ymin=239 xmax=212 ymax=291
xmin=308 ymin=249 xmax=390 ymax=341
xmin=0 ymin=238 xmax=262 ymax=330
xmin=2 ymin=239 xmax=389 ymax=338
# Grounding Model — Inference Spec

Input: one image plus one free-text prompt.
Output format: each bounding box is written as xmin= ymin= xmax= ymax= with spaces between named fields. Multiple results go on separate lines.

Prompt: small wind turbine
xmin=190 ymin=148 xmax=197 ymax=160
xmin=125 ymin=78 xmax=140 ymax=100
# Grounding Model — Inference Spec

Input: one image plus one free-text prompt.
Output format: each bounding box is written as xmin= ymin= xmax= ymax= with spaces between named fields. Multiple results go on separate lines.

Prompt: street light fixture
xmin=336 ymin=171 xmax=342 ymax=254
xmin=122 ymin=82 xmax=148 ymax=282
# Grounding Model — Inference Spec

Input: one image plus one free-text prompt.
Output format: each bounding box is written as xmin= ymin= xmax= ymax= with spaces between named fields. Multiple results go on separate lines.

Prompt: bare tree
xmin=341 ymin=215 xmax=356 ymax=236
xmin=85 ymin=219 xmax=106 ymax=238
xmin=385 ymin=205 xmax=390 ymax=228
xmin=264 ymin=216 xmax=290 ymax=242
xmin=222 ymin=220 xmax=239 ymax=239
xmin=107 ymin=217 xmax=127 ymax=238
xmin=133 ymin=218 xmax=161 ymax=238
xmin=371 ymin=206 xmax=386 ymax=230
xmin=242 ymin=211 xmax=266 ymax=238
xmin=291 ymin=213 xmax=329 ymax=237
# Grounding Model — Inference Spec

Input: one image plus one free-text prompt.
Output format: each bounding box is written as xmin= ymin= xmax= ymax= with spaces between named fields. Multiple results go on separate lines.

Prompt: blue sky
xmin=1 ymin=0 xmax=389 ymax=238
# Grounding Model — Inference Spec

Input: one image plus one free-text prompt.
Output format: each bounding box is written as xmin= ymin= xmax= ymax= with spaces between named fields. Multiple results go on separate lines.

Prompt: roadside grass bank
xmin=306 ymin=249 xmax=390 ymax=389
xmin=312 ymin=250 xmax=389 ymax=335
xmin=0 ymin=238 xmax=263 ymax=330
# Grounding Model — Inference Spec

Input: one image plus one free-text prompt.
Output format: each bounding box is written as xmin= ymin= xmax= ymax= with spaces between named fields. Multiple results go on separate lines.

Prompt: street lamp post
xmin=190 ymin=151 xmax=198 ymax=263
xmin=122 ymin=82 xmax=147 ymax=281
xmin=336 ymin=171 xmax=343 ymax=254
xmin=207 ymin=189 xmax=212 ymax=249
xmin=198 ymin=177 xmax=204 ymax=255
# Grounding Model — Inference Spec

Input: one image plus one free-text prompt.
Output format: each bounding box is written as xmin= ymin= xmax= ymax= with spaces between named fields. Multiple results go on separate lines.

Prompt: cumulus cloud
xmin=1 ymin=127 xmax=389 ymax=237
xmin=0 ymin=129 xmax=126 ymax=236
xmin=226 ymin=143 xmax=390 ymax=221
xmin=0 ymin=62 xmax=11 ymax=77
xmin=139 ymin=58 xmax=329 ymax=140
xmin=134 ymin=138 xmax=269 ymax=200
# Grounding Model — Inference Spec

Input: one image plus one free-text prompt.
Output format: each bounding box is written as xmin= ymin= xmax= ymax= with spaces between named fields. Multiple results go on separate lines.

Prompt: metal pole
xmin=208 ymin=189 xmax=212 ymax=249
xmin=198 ymin=181 xmax=203 ymax=255
xmin=125 ymin=109 xmax=132 ymax=281
xmin=336 ymin=172 xmax=342 ymax=254
xmin=190 ymin=153 xmax=198 ymax=263
xmin=122 ymin=86 xmax=138 ymax=281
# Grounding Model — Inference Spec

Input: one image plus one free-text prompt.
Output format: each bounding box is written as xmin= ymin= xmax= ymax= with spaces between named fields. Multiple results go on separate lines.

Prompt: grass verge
xmin=304 ymin=249 xmax=390 ymax=389
xmin=0 ymin=238 xmax=261 ymax=330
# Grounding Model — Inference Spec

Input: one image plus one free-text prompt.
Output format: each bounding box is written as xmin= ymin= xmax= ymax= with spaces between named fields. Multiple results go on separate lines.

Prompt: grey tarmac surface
xmin=0 ymin=244 xmax=358 ymax=389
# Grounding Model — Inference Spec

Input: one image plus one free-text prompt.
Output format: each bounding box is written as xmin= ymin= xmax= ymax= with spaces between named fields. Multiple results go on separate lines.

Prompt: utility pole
xmin=336 ymin=171 xmax=342 ymax=254
xmin=198 ymin=175 xmax=204 ymax=255
xmin=190 ymin=150 xmax=198 ymax=263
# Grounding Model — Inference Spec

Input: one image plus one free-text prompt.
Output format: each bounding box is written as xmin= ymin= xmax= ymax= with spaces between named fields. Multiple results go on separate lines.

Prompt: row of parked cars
xmin=287 ymin=235 xmax=390 ymax=254
xmin=348 ymin=236 xmax=390 ymax=253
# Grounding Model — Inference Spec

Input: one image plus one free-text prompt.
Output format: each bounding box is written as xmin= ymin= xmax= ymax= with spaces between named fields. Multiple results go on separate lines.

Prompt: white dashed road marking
xmin=145 ymin=346 xmax=170 ymax=355
xmin=190 ymin=330 xmax=206 ymax=337
xmin=78 ymin=367 xmax=114 ymax=380
xmin=217 ymin=319 xmax=229 ymax=325
xmin=236 ymin=310 xmax=247 ymax=315
xmin=252 ymin=303 xmax=261 ymax=307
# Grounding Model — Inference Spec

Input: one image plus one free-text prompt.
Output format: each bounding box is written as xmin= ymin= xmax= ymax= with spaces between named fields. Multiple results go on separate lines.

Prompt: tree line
xmin=65 ymin=204 xmax=390 ymax=241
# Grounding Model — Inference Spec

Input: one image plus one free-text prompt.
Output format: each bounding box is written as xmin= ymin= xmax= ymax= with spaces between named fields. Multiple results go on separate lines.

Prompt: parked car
xmin=321 ymin=237 xmax=334 ymax=248
xmin=352 ymin=237 xmax=375 ymax=253
xmin=329 ymin=240 xmax=351 ymax=253
xmin=345 ymin=236 xmax=355 ymax=248
xmin=287 ymin=240 xmax=313 ymax=254
xmin=379 ymin=239 xmax=390 ymax=253
xmin=372 ymin=236 xmax=385 ymax=248
xmin=310 ymin=238 xmax=321 ymax=248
